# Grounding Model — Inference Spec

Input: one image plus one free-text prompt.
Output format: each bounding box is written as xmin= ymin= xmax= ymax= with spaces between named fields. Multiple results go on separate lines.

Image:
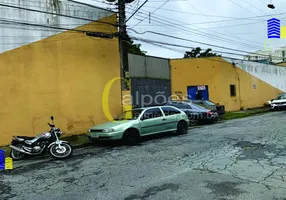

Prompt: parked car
xmin=87 ymin=106 xmax=190 ymax=145
xmin=189 ymin=100 xmax=225 ymax=116
xmin=270 ymin=93 xmax=286 ymax=110
xmin=165 ymin=101 xmax=219 ymax=126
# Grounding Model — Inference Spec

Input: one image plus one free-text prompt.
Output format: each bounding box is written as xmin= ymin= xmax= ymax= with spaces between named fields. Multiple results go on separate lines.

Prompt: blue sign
xmin=0 ymin=150 xmax=4 ymax=170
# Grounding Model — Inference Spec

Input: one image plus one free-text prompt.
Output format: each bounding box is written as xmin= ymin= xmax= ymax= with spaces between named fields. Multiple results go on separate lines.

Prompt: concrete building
xmin=170 ymin=57 xmax=284 ymax=111
xmin=0 ymin=0 xmax=121 ymax=146
xmin=244 ymin=47 xmax=286 ymax=63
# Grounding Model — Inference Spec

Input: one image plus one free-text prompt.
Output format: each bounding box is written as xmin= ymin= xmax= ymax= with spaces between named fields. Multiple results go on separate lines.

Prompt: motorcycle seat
xmin=16 ymin=136 xmax=35 ymax=140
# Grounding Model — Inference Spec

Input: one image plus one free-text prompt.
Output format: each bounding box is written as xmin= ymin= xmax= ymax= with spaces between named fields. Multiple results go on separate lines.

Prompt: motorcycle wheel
xmin=10 ymin=146 xmax=26 ymax=161
xmin=48 ymin=143 xmax=73 ymax=159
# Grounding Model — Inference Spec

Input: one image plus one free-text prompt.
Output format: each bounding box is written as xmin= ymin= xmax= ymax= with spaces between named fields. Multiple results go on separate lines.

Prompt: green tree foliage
xmin=126 ymin=35 xmax=146 ymax=55
xmin=184 ymin=47 xmax=220 ymax=58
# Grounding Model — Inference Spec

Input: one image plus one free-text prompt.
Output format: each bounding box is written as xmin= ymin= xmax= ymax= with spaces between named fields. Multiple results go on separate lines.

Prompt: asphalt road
xmin=1 ymin=111 xmax=286 ymax=200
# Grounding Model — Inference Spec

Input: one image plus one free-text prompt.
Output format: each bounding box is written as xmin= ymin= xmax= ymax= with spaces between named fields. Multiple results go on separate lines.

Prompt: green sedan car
xmin=87 ymin=106 xmax=190 ymax=145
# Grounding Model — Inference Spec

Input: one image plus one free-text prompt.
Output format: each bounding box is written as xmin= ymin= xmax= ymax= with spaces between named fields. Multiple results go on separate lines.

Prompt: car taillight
xmin=207 ymin=112 xmax=213 ymax=115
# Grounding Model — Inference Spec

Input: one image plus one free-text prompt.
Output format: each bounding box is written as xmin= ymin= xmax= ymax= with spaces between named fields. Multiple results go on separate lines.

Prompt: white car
xmin=270 ymin=93 xmax=286 ymax=110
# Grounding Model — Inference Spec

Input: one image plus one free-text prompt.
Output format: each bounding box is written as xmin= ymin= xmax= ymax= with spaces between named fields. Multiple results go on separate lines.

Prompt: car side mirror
xmin=51 ymin=116 xmax=54 ymax=121
xmin=140 ymin=117 xmax=145 ymax=121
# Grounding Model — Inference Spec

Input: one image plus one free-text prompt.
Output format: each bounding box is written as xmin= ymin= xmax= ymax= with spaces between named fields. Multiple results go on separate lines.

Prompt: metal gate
xmin=128 ymin=54 xmax=171 ymax=108
xmin=131 ymin=78 xmax=171 ymax=107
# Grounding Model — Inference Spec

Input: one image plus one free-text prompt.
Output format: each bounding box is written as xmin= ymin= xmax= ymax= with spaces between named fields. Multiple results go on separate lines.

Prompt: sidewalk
xmin=0 ymin=107 xmax=272 ymax=156
xmin=222 ymin=107 xmax=271 ymax=120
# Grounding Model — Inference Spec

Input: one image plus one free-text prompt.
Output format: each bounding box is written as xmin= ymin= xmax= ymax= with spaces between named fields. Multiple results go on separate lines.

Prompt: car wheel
xmin=177 ymin=121 xmax=188 ymax=134
xmin=122 ymin=129 xmax=140 ymax=146
xmin=189 ymin=119 xmax=198 ymax=126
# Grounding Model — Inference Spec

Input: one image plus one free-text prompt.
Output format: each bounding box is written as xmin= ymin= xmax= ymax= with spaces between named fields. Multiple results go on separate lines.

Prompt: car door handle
xmin=162 ymin=118 xmax=167 ymax=121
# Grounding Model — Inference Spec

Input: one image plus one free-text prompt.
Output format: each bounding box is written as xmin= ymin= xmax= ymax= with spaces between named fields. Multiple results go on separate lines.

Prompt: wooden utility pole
xmin=118 ymin=0 xmax=129 ymax=90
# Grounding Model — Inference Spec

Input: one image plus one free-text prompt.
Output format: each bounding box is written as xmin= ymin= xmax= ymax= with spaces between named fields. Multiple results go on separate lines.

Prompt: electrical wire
xmin=242 ymin=0 xmax=268 ymax=15
xmin=127 ymin=29 xmax=285 ymax=60
xmin=228 ymin=0 xmax=259 ymax=16
xmin=139 ymin=5 xmax=286 ymax=19
xmin=0 ymin=3 xmax=117 ymax=27
xmin=126 ymin=0 xmax=148 ymax=22
xmin=183 ymin=4 xmax=264 ymax=50
xmin=131 ymin=0 xmax=171 ymax=28
xmin=128 ymin=10 xmax=263 ymax=49
xmin=0 ymin=18 xmax=115 ymax=37
xmin=130 ymin=36 xmax=249 ymax=57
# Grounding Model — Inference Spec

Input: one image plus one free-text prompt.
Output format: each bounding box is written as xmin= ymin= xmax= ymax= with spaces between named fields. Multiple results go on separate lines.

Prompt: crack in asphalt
xmin=1 ymin=112 xmax=286 ymax=199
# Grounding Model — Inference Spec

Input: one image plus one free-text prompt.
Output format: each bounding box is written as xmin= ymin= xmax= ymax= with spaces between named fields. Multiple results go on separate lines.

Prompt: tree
xmin=184 ymin=47 xmax=220 ymax=58
xmin=125 ymin=35 xmax=146 ymax=55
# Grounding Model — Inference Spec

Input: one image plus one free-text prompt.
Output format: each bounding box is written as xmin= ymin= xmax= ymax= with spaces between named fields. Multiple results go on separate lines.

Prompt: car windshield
xmin=114 ymin=109 xmax=143 ymax=120
xmin=190 ymin=103 xmax=206 ymax=110
xmin=204 ymin=101 xmax=216 ymax=106
xmin=274 ymin=94 xmax=286 ymax=100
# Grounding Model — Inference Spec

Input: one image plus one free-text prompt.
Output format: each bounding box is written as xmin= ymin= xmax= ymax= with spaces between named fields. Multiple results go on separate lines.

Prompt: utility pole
xmin=118 ymin=0 xmax=129 ymax=90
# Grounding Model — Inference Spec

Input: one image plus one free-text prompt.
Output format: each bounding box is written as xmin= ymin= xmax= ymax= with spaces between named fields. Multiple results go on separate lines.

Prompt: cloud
xmin=78 ymin=0 xmax=286 ymax=59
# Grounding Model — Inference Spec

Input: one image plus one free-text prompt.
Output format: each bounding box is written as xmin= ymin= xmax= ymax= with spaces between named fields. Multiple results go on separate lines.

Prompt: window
xmin=141 ymin=108 xmax=162 ymax=120
xmin=161 ymin=107 xmax=181 ymax=116
xmin=274 ymin=94 xmax=286 ymax=100
xmin=114 ymin=109 xmax=143 ymax=120
xmin=190 ymin=104 xmax=206 ymax=110
xmin=230 ymin=85 xmax=236 ymax=97
xmin=174 ymin=103 xmax=189 ymax=109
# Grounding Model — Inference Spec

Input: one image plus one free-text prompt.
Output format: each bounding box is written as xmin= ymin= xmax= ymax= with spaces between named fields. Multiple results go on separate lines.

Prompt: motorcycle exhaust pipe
xmin=10 ymin=145 xmax=31 ymax=155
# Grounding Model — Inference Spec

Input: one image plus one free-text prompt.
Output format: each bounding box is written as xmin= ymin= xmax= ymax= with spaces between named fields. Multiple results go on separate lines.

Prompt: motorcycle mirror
xmin=51 ymin=116 xmax=54 ymax=121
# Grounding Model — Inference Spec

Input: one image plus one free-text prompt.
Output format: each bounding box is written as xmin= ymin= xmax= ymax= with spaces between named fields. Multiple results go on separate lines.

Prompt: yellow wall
xmin=170 ymin=57 xmax=282 ymax=112
xmin=0 ymin=14 xmax=121 ymax=146
xmin=276 ymin=62 xmax=286 ymax=67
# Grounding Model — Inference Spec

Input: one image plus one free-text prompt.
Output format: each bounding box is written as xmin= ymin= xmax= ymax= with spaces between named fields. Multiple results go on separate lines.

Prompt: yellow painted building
xmin=170 ymin=57 xmax=283 ymax=111
xmin=0 ymin=2 xmax=121 ymax=146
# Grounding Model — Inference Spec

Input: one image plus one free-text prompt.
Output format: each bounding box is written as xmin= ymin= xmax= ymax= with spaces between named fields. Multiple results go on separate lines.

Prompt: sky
xmin=77 ymin=0 xmax=286 ymax=59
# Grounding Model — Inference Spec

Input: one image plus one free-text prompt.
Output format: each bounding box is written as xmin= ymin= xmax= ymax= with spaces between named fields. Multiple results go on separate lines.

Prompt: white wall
xmin=0 ymin=0 xmax=114 ymax=54
xmin=224 ymin=58 xmax=286 ymax=92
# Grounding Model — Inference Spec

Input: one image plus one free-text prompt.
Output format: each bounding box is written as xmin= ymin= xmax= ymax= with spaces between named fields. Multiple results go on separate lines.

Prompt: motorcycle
xmin=9 ymin=116 xmax=73 ymax=160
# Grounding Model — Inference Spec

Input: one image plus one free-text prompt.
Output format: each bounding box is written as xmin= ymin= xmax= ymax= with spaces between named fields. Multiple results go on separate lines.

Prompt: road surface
xmin=1 ymin=111 xmax=286 ymax=200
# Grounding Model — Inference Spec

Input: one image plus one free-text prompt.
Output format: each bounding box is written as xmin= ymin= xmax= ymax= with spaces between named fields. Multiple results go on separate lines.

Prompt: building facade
xmin=244 ymin=47 xmax=286 ymax=64
xmin=171 ymin=57 xmax=283 ymax=111
xmin=0 ymin=0 xmax=121 ymax=146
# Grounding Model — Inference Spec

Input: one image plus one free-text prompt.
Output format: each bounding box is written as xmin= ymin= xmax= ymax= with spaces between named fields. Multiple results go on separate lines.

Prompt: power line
xmin=127 ymin=29 xmax=284 ymax=59
xmin=242 ymin=0 xmax=268 ymax=15
xmin=132 ymin=38 xmax=270 ymax=64
xmin=126 ymin=0 xmax=148 ymax=22
xmin=128 ymin=10 xmax=263 ymax=49
xmin=228 ymin=0 xmax=259 ymax=16
xmin=131 ymin=37 xmax=249 ymax=57
xmin=131 ymin=0 xmax=171 ymax=28
xmin=0 ymin=18 xmax=114 ymax=37
xmin=130 ymin=14 xmax=261 ymax=50
xmin=130 ymin=38 xmax=283 ymax=66
xmin=0 ymin=3 xmax=117 ymax=27
xmin=134 ymin=5 xmax=286 ymax=19
xmin=185 ymin=3 xmax=264 ymax=50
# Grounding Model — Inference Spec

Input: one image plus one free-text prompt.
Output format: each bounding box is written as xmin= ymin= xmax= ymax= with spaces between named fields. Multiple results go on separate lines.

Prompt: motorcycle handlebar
xmin=47 ymin=123 xmax=55 ymax=127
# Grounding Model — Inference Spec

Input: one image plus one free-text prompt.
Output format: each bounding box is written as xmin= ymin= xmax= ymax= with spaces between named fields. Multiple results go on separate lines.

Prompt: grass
xmin=222 ymin=107 xmax=271 ymax=120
